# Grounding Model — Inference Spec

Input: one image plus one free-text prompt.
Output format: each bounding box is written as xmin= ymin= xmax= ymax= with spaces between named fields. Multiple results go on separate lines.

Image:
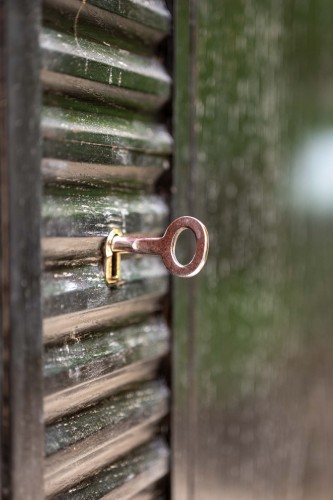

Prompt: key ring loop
xmin=161 ymin=216 xmax=209 ymax=277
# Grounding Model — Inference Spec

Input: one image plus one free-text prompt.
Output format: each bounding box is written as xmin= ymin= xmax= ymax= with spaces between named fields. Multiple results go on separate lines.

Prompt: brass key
xmin=104 ymin=216 xmax=209 ymax=284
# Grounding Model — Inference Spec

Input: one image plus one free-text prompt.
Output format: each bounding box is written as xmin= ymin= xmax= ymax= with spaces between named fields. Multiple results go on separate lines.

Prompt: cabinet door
xmin=41 ymin=1 xmax=172 ymax=497
xmin=1 ymin=0 xmax=172 ymax=498
xmin=173 ymin=1 xmax=333 ymax=499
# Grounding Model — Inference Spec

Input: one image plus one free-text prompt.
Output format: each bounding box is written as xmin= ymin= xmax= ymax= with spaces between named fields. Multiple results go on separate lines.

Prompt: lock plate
xmin=104 ymin=228 xmax=123 ymax=284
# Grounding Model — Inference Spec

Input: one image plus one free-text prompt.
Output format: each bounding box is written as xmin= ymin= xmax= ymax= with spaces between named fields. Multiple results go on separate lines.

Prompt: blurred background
xmin=173 ymin=1 xmax=333 ymax=499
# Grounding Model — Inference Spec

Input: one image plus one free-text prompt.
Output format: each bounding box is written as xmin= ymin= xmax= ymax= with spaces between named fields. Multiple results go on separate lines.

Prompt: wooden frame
xmin=0 ymin=0 xmax=43 ymax=497
xmin=172 ymin=0 xmax=196 ymax=498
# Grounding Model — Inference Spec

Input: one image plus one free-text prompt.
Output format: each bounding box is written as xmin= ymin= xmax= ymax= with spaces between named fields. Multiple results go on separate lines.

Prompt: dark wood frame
xmin=172 ymin=1 xmax=197 ymax=498
xmin=0 ymin=0 xmax=43 ymax=497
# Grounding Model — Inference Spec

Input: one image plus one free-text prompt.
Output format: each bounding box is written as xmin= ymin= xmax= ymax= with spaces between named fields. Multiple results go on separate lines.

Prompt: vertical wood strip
xmin=0 ymin=0 xmax=43 ymax=498
xmin=172 ymin=0 xmax=197 ymax=498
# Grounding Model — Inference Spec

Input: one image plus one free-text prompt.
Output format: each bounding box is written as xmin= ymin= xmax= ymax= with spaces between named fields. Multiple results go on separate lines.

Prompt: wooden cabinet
xmin=2 ymin=1 xmax=333 ymax=499
xmin=1 ymin=0 xmax=171 ymax=498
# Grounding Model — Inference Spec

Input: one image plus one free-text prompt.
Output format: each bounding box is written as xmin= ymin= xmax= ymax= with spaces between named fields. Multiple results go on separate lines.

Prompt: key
xmin=104 ymin=216 xmax=209 ymax=284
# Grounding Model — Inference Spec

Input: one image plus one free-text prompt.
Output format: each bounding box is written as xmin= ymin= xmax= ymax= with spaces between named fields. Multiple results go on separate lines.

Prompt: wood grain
xmin=41 ymin=28 xmax=171 ymax=98
xmin=42 ymin=188 xmax=168 ymax=237
xmin=45 ymin=423 xmax=162 ymax=497
xmin=41 ymin=0 xmax=171 ymax=497
xmin=42 ymin=257 xmax=168 ymax=318
xmin=43 ymin=293 xmax=165 ymax=344
xmin=42 ymin=106 xmax=172 ymax=156
xmin=44 ymin=316 xmax=169 ymax=394
xmin=45 ymin=380 xmax=169 ymax=455
xmin=0 ymin=0 xmax=44 ymax=498
xmin=44 ymin=0 xmax=170 ymax=52
xmin=53 ymin=439 xmax=169 ymax=499
xmin=41 ymin=157 xmax=169 ymax=189
xmin=44 ymin=358 xmax=167 ymax=422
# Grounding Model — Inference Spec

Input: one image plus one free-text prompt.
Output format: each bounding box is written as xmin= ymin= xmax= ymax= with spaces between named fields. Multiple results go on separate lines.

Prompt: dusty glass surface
xmin=174 ymin=1 xmax=333 ymax=498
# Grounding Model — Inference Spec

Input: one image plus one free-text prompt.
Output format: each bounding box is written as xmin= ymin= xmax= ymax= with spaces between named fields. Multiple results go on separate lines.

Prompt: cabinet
xmin=2 ymin=1 xmax=333 ymax=499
